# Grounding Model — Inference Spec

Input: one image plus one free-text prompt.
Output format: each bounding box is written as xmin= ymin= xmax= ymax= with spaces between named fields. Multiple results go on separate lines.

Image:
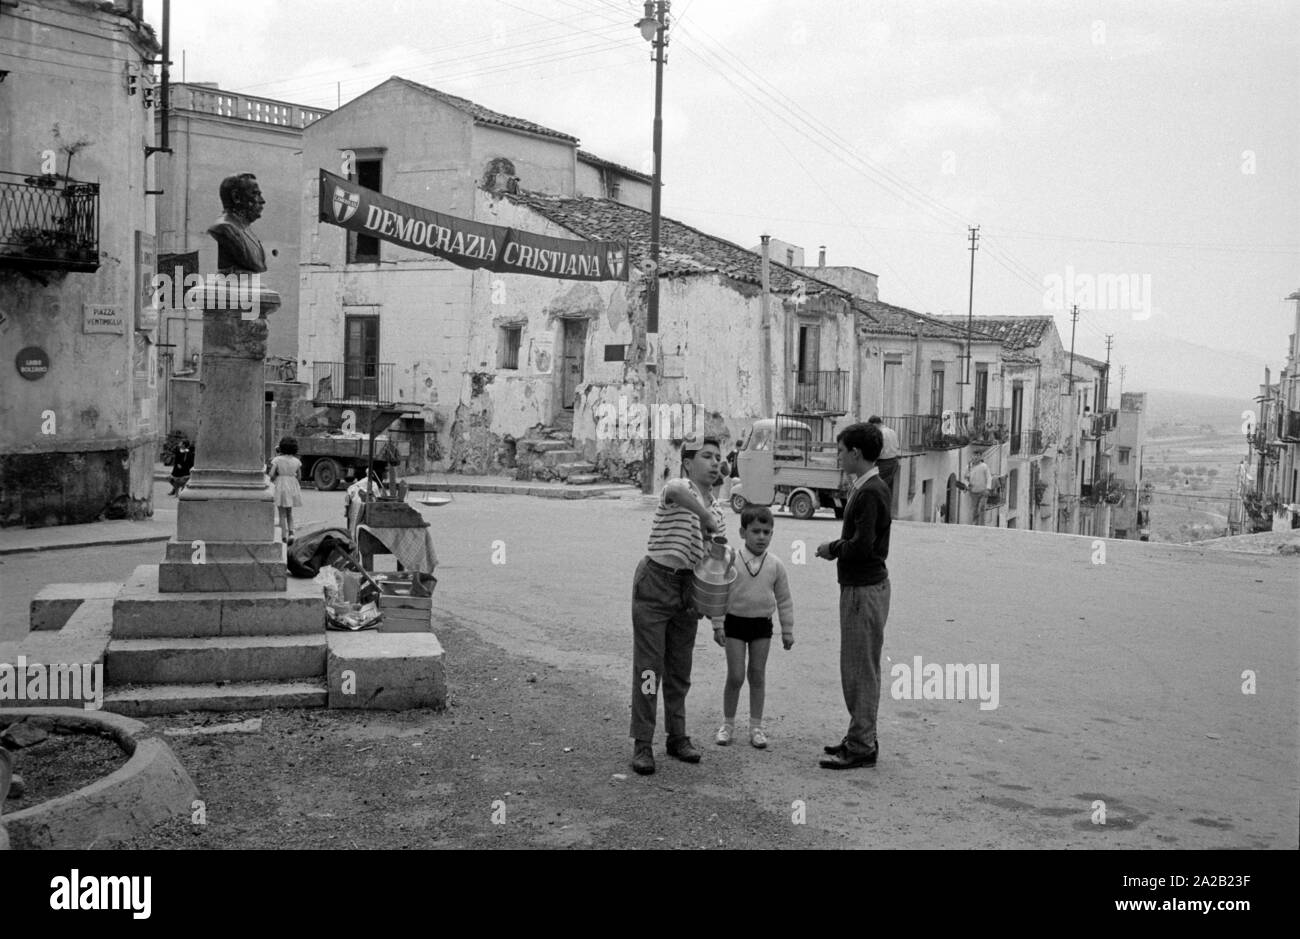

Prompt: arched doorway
xmin=945 ymin=472 xmax=960 ymax=524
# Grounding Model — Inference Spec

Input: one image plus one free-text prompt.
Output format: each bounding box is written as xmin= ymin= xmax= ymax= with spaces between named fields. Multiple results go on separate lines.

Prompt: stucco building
xmin=297 ymin=77 xmax=857 ymax=487
xmin=0 ymin=0 xmax=161 ymax=527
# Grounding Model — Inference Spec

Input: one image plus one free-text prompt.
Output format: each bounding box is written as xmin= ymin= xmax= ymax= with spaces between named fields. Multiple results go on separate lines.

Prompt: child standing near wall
xmin=269 ymin=436 xmax=303 ymax=542
xmin=713 ymin=505 xmax=794 ymax=749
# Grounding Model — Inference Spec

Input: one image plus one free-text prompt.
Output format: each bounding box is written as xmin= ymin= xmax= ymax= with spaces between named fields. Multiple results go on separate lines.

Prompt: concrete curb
xmin=0 ymin=707 xmax=199 ymax=850
xmin=0 ymin=533 xmax=171 ymax=557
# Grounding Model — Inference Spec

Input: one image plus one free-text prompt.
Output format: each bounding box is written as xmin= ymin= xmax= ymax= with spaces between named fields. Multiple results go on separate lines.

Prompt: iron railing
xmin=1283 ymin=409 xmax=1300 ymax=442
xmin=790 ymin=369 xmax=849 ymax=415
xmin=970 ymin=407 xmax=1009 ymax=446
xmin=311 ymin=361 xmax=395 ymax=405
xmin=1089 ymin=409 xmax=1119 ymax=437
xmin=1010 ymin=428 xmax=1044 ymax=456
xmin=907 ymin=412 xmax=971 ymax=451
xmin=877 ymin=416 xmax=920 ymax=454
xmin=0 ymin=171 xmax=100 ymax=272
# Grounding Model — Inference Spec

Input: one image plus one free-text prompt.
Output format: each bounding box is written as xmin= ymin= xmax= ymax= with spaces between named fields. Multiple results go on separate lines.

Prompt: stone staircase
xmin=515 ymin=412 xmax=601 ymax=486
xmin=102 ymin=565 xmax=329 ymax=716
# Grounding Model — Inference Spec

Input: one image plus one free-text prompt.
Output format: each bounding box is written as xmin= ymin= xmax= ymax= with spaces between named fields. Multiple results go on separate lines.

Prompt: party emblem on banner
xmin=332 ymin=187 xmax=361 ymax=224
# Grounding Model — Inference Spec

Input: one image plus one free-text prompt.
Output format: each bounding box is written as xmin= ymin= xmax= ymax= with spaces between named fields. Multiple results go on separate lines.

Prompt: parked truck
xmin=297 ymin=433 xmax=409 ymax=491
xmin=732 ymin=414 xmax=849 ymax=520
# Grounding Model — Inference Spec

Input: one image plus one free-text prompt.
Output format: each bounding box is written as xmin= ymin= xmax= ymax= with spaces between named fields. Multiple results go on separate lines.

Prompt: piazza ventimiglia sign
xmin=318 ymin=170 xmax=628 ymax=282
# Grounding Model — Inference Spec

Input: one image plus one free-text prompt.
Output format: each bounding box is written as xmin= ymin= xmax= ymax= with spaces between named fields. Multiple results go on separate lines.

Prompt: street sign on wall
xmin=16 ymin=346 xmax=49 ymax=380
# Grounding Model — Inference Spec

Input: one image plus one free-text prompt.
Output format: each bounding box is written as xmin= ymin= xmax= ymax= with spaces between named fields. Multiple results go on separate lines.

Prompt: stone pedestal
xmin=159 ymin=289 xmax=285 ymax=593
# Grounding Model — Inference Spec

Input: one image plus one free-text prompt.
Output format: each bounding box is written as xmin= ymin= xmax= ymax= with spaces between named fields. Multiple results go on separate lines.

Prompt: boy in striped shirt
xmin=629 ymin=433 xmax=726 ymax=776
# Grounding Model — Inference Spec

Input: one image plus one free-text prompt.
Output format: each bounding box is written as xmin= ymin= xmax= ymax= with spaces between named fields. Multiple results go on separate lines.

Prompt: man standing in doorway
xmin=815 ymin=422 xmax=891 ymax=770
xmin=966 ymin=452 xmax=991 ymax=525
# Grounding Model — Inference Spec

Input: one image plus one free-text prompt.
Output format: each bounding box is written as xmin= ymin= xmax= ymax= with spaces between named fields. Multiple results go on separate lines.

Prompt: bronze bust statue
xmin=208 ymin=173 xmax=267 ymax=274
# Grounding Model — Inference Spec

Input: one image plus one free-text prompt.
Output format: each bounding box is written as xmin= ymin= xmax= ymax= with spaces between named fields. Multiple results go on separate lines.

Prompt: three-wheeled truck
xmin=732 ymin=414 xmax=849 ymax=519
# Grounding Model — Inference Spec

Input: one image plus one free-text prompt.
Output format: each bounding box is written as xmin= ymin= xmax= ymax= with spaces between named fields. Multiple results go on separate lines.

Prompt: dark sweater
xmin=830 ymin=472 xmax=891 ymax=586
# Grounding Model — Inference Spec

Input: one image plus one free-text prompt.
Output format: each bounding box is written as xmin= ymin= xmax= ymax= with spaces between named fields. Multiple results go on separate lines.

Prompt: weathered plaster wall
xmin=575 ymin=161 xmax=652 ymax=210
xmin=0 ymin=0 xmax=158 ymax=525
xmin=471 ymin=124 xmax=575 ymax=199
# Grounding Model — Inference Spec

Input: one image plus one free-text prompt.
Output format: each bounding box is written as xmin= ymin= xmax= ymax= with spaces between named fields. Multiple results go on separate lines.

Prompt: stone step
xmin=566 ymin=474 xmax=600 ymax=485
xmin=541 ymin=449 xmax=581 ymax=467
xmin=103 ymin=680 xmax=328 ymax=717
xmin=106 ymin=635 xmax=327 ymax=686
xmin=113 ymin=565 xmax=324 ymax=639
xmin=554 ymin=461 xmax=596 ymax=478
xmin=519 ymin=439 xmax=572 ymax=453
xmin=548 ymin=452 xmax=590 ymax=468
xmin=30 ymin=582 xmax=121 ymax=632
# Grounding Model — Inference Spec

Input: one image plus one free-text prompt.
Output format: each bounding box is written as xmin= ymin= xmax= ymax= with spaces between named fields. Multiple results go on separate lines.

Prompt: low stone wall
xmin=0 ymin=438 xmax=155 ymax=528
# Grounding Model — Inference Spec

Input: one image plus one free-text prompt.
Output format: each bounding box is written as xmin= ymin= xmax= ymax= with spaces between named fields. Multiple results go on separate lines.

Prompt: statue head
xmin=218 ymin=173 xmax=265 ymax=224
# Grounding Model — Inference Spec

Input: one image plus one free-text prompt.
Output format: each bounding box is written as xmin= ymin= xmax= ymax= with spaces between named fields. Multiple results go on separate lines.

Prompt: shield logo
xmin=606 ymin=247 xmax=626 ymax=279
xmin=332 ymin=187 xmax=360 ymax=223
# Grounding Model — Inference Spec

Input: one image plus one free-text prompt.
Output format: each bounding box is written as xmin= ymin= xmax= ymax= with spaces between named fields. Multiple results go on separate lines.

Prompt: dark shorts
xmin=724 ymin=613 xmax=773 ymax=642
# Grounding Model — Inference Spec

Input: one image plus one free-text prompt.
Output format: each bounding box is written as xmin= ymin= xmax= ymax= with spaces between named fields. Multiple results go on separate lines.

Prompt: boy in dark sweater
xmin=815 ymin=422 xmax=891 ymax=769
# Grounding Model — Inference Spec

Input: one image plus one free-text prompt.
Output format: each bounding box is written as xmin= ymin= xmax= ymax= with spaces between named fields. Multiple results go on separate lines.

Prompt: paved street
xmin=1 ymin=483 xmax=1296 ymax=848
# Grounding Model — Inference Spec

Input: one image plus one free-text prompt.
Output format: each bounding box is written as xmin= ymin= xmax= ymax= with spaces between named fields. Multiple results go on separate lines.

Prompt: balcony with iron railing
xmin=311 ymin=361 xmax=395 ymax=406
xmin=1010 ymin=428 xmax=1045 ymax=457
xmin=790 ymin=369 xmax=848 ymax=416
xmin=0 ymin=171 xmax=100 ymax=273
xmin=969 ymin=407 xmax=1009 ymax=446
xmin=1089 ymin=408 xmax=1119 ymax=438
xmin=905 ymin=412 xmax=971 ymax=451
xmin=1282 ymin=409 xmax=1300 ymax=443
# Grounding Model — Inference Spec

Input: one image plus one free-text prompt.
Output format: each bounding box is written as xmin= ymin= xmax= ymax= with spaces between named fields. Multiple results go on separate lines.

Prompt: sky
xmin=142 ymin=0 xmax=1299 ymax=401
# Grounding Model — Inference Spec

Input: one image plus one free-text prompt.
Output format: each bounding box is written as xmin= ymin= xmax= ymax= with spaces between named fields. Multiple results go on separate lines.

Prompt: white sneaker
xmin=750 ymin=727 xmax=768 ymax=749
xmin=715 ymin=724 xmax=733 ymax=746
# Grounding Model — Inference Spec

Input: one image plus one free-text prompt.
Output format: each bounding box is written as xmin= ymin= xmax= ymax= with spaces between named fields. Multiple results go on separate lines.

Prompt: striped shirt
xmin=646 ymin=478 xmax=724 ymax=571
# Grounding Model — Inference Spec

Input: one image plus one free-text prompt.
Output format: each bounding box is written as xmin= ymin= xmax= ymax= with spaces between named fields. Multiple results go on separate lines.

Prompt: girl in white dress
xmin=269 ymin=436 xmax=303 ymax=541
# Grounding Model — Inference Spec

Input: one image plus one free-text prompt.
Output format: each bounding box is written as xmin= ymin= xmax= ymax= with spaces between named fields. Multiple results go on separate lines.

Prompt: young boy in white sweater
xmin=712 ymin=505 xmax=794 ymax=748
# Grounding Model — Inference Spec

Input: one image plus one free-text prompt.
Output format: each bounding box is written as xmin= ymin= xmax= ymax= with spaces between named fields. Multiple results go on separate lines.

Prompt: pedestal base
xmin=161 ymin=484 xmax=286 ymax=592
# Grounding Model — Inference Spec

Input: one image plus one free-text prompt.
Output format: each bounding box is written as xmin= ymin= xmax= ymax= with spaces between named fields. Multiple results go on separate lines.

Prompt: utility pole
xmin=635 ymin=1 xmax=670 ymax=494
xmin=1118 ymin=364 xmax=1126 ymax=401
xmin=1065 ymin=304 xmax=1080 ymax=533
xmin=959 ymin=226 xmax=979 ymax=405
xmin=1103 ymin=333 xmax=1113 ymax=410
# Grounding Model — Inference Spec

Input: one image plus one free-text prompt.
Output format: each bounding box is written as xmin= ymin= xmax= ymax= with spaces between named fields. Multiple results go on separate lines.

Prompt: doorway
xmin=946 ymin=472 xmax=960 ymax=524
xmin=560 ymin=319 xmax=587 ymax=411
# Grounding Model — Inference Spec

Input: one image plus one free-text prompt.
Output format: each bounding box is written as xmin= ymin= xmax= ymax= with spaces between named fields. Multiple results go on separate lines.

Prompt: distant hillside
xmin=1142 ymin=389 xmax=1257 ymax=438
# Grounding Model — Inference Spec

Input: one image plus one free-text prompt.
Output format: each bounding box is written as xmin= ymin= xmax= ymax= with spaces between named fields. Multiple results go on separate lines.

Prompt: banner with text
xmin=318 ymin=170 xmax=628 ymax=282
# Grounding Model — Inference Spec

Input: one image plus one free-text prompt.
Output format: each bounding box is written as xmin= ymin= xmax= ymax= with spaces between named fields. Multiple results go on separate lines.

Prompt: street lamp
xmin=635 ymin=0 xmax=668 ymax=337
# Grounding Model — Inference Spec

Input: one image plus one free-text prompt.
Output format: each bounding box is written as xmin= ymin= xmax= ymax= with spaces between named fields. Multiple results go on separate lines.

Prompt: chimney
xmin=818 ymin=245 xmax=826 ymax=267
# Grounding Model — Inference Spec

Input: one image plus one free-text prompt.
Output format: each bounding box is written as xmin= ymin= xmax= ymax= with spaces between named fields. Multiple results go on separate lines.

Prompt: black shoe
xmin=631 ymin=741 xmax=655 ymax=775
xmin=666 ymin=736 xmax=702 ymax=764
xmin=823 ymin=737 xmax=848 ymax=756
xmin=819 ymin=745 xmax=878 ymax=770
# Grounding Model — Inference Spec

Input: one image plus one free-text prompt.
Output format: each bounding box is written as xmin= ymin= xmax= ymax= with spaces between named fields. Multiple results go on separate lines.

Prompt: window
xmin=797 ymin=324 xmax=820 ymax=382
xmin=1009 ymin=468 xmax=1018 ymax=510
xmin=1118 ymin=448 xmax=1130 ymax=465
xmin=343 ymin=315 xmax=379 ymax=398
xmin=498 ymin=325 xmax=522 ymax=370
xmin=930 ymin=367 xmax=945 ymax=415
xmin=347 ymin=157 xmax=382 ymax=264
xmin=974 ymin=365 xmax=988 ymax=417
xmin=1114 ymin=529 xmax=1127 ymax=539
xmin=786 ymin=248 xmax=795 ymax=266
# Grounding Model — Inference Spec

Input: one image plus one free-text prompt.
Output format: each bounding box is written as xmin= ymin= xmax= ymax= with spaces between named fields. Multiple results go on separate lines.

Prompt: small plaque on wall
xmin=84 ymin=304 xmax=126 ymax=334
xmin=16 ymin=346 xmax=49 ymax=381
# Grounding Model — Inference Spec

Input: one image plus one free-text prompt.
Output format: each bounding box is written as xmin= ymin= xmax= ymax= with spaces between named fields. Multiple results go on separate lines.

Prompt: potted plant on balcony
xmin=1033 ymin=481 xmax=1049 ymax=505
